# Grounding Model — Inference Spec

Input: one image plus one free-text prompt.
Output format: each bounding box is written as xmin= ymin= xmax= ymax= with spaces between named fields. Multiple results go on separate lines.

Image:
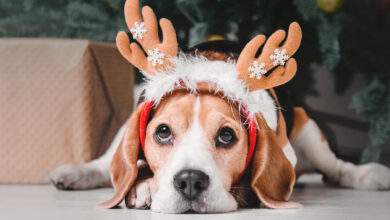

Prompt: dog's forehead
xmin=153 ymin=91 xmax=240 ymax=121
xmin=198 ymin=94 xmax=241 ymax=120
xmin=153 ymin=91 xmax=196 ymax=116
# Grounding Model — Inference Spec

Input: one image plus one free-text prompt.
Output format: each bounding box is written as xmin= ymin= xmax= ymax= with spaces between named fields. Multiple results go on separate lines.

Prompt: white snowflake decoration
xmin=270 ymin=48 xmax=289 ymax=66
xmin=248 ymin=61 xmax=267 ymax=79
xmin=147 ymin=48 xmax=165 ymax=66
xmin=130 ymin=22 xmax=147 ymax=40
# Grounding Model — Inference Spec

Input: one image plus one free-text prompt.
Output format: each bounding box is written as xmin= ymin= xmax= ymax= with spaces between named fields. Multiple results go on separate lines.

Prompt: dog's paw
xmin=125 ymin=178 xmax=154 ymax=209
xmin=339 ymin=162 xmax=390 ymax=190
xmin=49 ymin=164 xmax=108 ymax=190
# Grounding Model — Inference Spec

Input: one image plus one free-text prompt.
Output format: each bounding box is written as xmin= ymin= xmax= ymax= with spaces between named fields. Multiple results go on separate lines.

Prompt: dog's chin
xmin=190 ymin=192 xmax=238 ymax=213
xmin=150 ymin=189 xmax=238 ymax=214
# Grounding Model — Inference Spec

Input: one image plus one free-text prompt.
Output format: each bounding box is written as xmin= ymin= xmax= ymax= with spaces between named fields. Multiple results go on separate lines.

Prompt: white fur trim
xmin=141 ymin=54 xmax=278 ymax=130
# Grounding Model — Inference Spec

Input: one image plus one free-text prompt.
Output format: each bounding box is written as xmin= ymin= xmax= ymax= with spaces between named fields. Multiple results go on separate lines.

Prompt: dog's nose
xmin=173 ymin=169 xmax=210 ymax=201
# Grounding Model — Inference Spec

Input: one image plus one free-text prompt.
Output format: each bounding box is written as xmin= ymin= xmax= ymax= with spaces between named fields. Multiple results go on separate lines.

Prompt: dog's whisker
xmin=230 ymin=186 xmax=252 ymax=190
xmin=229 ymin=190 xmax=248 ymax=206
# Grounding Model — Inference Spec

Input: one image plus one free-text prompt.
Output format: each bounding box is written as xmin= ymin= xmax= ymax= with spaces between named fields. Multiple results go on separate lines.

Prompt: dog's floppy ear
xmin=250 ymin=112 xmax=301 ymax=209
xmin=100 ymin=102 xmax=146 ymax=208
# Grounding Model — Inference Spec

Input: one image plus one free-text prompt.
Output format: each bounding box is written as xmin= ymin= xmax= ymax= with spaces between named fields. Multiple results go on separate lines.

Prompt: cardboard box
xmin=0 ymin=39 xmax=134 ymax=183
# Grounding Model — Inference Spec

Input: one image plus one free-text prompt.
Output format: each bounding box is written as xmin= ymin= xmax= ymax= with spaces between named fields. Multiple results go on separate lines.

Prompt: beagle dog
xmin=50 ymin=0 xmax=390 ymax=213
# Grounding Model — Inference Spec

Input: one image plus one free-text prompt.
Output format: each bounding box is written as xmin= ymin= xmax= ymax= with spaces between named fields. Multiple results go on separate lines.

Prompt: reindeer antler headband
xmin=237 ymin=23 xmax=301 ymax=90
xmin=117 ymin=0 xmax=301 ymax=91
xmin=117 ymin=0 xmax=302 ymax=166
xmin=116 ymin=0 xmax=178 ymax=74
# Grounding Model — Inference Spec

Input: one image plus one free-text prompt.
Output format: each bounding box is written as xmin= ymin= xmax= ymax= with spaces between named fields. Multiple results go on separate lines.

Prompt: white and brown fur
xmin=50 ymin=45 xmax=390 ymax=213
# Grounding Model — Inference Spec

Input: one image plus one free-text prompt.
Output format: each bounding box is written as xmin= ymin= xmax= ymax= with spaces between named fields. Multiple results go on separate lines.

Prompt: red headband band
xmin=139 ymin=100 xmax=257 ymax=168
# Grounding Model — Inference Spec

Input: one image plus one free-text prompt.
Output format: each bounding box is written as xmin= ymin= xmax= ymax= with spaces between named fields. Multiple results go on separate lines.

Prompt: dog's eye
xmin=155 ymin=124 xmax=173 ymax=145
xmin=215 ymin=127 xmax=237 ymax=148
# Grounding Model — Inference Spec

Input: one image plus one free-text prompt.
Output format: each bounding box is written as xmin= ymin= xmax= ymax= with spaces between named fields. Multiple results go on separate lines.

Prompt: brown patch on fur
xmin=288 ymin=107 xmax=309 ymax=142
xmin=199 ymin=95 xmax=248 ymax=186
xmin=250 ymin=113 xmax=299 ymax=209
xmin=100 ymin=103 xmax=146 ymax=208
xmin=144 ymin=92 xmax=195 ymax=173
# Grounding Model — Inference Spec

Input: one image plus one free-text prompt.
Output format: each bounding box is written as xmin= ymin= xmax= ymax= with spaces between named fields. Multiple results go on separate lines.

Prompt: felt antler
xmin=116 ymin=0 xmax=178 ymax=74
xmin=236 ymin=22 xmax=302 ymax=91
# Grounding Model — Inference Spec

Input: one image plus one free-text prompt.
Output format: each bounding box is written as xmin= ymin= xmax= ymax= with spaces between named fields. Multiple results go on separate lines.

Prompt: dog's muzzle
xmin=173 ymin=169 xmax=210 ymax=201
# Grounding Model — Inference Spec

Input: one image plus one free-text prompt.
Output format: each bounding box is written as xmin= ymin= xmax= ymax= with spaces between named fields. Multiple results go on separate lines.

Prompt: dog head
xmin=102 ymin=89 xmax=298 ymax=213
xmin=101 ymin=0 xmax=302 ymax=213
xmin=143 ymin=91 xmax=249 ymax=213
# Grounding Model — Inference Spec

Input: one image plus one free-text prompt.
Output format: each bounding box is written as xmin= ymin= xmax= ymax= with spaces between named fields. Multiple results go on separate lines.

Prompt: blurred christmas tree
xmin=0 ymin=0 xmax=125 ymax=41
xmin=1 ymin=0 xmax=389 ymax=162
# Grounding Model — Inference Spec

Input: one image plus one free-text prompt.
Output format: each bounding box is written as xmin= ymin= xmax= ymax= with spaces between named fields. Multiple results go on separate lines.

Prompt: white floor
xmin=1 ymin=174 xmax=389 ymax=220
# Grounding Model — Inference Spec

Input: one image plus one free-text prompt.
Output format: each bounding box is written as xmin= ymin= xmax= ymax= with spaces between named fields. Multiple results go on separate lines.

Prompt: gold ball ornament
xmin=316 ymin=0 xmax=343 ymax=13
xmin=207 ymin=34 xmax=225 ymax=41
